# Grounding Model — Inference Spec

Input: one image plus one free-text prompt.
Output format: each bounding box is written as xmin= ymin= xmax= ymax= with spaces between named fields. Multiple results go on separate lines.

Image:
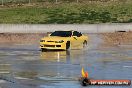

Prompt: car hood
xmin=41 ymin=36 xmax=70 ymax=41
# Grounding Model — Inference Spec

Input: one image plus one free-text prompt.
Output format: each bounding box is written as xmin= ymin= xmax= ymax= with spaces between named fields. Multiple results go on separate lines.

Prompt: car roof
xmin=55 ymin=30 xmax=74 ymax=32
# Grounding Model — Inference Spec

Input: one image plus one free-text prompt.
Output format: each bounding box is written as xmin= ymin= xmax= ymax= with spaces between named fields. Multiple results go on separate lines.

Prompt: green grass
xmin=0 ymin=1 xmax=132 ymax=24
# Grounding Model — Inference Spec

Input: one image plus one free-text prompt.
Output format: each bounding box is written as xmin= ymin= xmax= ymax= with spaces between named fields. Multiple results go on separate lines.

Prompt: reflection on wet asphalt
xmin=0 ymin=34 xmax=132 ymax=88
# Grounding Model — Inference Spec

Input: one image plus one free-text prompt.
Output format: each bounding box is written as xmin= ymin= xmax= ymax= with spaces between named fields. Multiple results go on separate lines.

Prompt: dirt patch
xmin=0 ymin=32 xmax=132 ymax=46
xmin=0 ymin=33 xmax=46 ymax=44
xmin=101 ymin=31 xmax=132 ymax=46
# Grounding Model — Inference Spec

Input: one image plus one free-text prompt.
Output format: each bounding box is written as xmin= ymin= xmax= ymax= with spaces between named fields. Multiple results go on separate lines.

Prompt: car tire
xmin=83 ymin=40 xmax=87 ymax=48
xmin=66 ymin=41 xmax=70 ymax=50
xmin=41 ymin=48 xmax=47 ymax=52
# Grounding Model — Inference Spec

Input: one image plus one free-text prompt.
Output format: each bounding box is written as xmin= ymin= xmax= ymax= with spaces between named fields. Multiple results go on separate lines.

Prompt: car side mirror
xmin=72 ymin=36 xmax=77 ymax=40
xmin=77 ymin=33 xmax=82 ymax=37
xmin=47 ymin=32 xmax=52 ymax=37
xmin=48 ymin=34 xmax=51 ymax=37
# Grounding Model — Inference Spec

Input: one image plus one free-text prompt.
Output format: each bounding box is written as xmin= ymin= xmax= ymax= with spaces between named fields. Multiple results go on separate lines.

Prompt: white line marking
xmin=123 ymin=66 xmax=132 ymax=68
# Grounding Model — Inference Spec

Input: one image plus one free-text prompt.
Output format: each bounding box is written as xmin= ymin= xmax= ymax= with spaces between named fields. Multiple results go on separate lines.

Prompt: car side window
xmin=73 ymin=31 xmax=82 ymax=37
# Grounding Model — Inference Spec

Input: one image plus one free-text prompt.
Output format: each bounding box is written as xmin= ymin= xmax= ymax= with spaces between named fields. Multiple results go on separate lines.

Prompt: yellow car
xmin=40 ymin=30 xmax=88 ymax=51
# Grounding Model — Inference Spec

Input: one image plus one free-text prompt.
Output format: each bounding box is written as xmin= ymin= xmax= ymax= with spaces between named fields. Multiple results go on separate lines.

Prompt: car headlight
xmin=55 ymin=40 xmax=64 ymax=43
xmin=40 ymin=40 xmax=45 ymax=42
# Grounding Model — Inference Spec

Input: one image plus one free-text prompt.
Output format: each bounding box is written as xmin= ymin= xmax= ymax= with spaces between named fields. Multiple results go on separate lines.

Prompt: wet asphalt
xmin=0 ymin=34 xmax=132 ymax=88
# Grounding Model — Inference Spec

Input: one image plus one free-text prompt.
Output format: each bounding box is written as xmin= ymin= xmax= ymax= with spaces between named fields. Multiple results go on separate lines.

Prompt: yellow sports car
xmin=40 ymin=30 xmax=88 ymax=51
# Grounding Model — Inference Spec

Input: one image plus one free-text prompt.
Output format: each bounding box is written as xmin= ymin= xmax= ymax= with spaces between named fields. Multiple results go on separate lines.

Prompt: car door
xmin=71 ymin=31 xmax=84 ymax=48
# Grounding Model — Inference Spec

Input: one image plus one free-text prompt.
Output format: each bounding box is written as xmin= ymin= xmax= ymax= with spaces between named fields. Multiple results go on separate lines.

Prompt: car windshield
xmin=50 ymin=31 xmax=72 ymax=37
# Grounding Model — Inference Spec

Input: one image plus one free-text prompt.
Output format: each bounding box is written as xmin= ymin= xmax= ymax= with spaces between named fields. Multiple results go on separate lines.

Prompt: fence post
xmin=55 ymin=0 xmax=58 ymax=4
xmin=29 ymin=0 xmax=31 ymax=4
xmin=1 ymin=0 xmax=3 ymax=6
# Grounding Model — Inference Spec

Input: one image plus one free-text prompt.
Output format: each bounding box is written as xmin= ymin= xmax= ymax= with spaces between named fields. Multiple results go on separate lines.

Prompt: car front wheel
xmin=41 ymin=48 xmax=47 ymax=52
xmin=66 ymin=41 xmax=70 ymax=50
xmin=83 ymin=40 xmax=87 ymax=48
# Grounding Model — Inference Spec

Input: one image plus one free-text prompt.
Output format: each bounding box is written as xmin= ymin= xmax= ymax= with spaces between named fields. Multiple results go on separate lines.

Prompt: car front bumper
xmin=40 ymin=42 xmax=66 ymax=50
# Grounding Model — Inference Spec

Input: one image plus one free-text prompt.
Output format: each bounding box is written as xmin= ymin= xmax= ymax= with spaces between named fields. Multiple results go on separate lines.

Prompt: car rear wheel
xmin=83 ymin=40 xmax=87 ymax=48
xmin=66 ymin=41 xmax=70 ymax=50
